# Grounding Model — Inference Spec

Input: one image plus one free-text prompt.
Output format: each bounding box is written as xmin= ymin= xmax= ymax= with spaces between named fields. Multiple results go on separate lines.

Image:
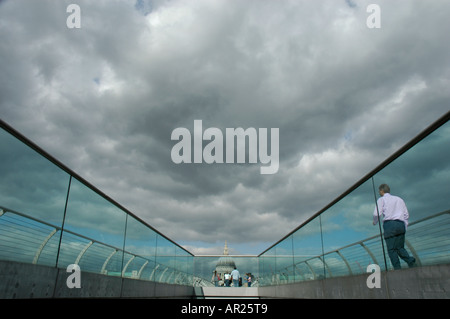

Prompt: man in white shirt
xmin=373 ymin=184 xmax=416 ymax=270
xmin=224 ymin=273 xmax=231 ymax=287
xmin=231 ymin=267 xmax=240 ymax=287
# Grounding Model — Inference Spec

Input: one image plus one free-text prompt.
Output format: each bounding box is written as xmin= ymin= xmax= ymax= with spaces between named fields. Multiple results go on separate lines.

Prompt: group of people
xmin=212 ymin=268 xmax=253 ymax=287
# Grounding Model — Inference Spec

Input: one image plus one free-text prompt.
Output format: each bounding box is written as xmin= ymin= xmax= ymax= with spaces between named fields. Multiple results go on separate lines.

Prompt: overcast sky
xmin=1 ymin=0 xmax=449 ymax=255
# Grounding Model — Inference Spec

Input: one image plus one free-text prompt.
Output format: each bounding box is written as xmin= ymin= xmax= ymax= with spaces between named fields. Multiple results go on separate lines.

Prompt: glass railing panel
xmin=0 ymin=210 xmax=59 ymax=266
xmin=102 ymin=246 xmax=125 ymax=276
xmin=56 ymin=231 xmax=92 ymax=269
xmin=364 ymin=236 xmax=390 ymax=271
xmin=323 ymin=251 xmax=351 ymax=278
xmin=174 ymin=246 xmax=192 ymax=284
xmin=338 ymin=243 xmax=376 ymax=275
xmin=259 ymin=247 xmax=276 ymax=286
xmin=121 ymin=255 xmax=146 ymax=279
xmin=292 ymin=260 xmax=316 ymax=281
xmin=307 ymin=257 xmax=328 ymax=280
xmin=120 ymin=252 xmax=135 ymax=277
xmin=273 ymin=235 xmax=294 ymax=283
xmin=0 ymin=128 xmax=70 ymax=227
xmin=166 ymin=268 xmax=177 ymax=284
xmin=75 ymin=242 xmax=118 ymax=274
xmin=1 ymin=123 xmax=196 ymax=287
xmin=60 ymin=177 xmax=127 ymax=272
xmin=193 ymin=256 xmax=217 ymax=285
xmin=123 ymin=215 xmax=157 ymax=280
xmin=186 ymin=255 xmax=194 ymax=284
xmin=35 ymin=230 xmax=61 ymax=267
xmin=155 ymin=235 xmax=176 ymax=283
xmin=404 ymin=212 xmax=450 ymax=267
xmin=176 ymin=272 xmax=191 ymax=286
xmin=64 ymin=178 xmax=127 ymax=248
xmin=373 ymin=120 xmax=450 ymax=269
xmin=292 ymin=217 xmax=323 ymax=282
xmin=320 ymin=179 xmax=384 ymax=278
xmin=139 ymin=259 xmax=158 ymax=281
xmin=153 ymin=263 xmax=168 ymax=283
xmin=373 ymin=121 xmax=450 ymax=224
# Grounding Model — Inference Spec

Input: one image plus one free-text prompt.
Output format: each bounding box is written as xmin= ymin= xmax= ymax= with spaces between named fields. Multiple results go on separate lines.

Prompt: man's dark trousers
xmin=383 ymin=220 xmax=415 ymax=269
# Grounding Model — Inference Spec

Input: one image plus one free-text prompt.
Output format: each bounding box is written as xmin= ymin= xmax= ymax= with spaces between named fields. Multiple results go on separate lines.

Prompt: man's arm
xmin=401 ymin=198 xmax=409 ymax=229
xmin=373 ymin=198 xmax=382 ymax=225
xmin=373 ymin=207 xmax=379 ymax=225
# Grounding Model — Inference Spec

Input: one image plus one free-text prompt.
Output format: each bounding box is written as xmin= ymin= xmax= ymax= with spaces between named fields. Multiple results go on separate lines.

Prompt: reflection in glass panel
xmin=140 ymin=259 xmax=158 ymax=281
xmin=274 ymin=236 xmax=294 ymax=284
xmin=77 ymin=242 xmax=118 ymax=274
xmin=363 ymin=237 xmax=389 ymax=271
xmin=0 ymin=125 xmax=193 ymax=286
xmin=124 ymin=215 xmax=157 ymax=280
xmin=338 ymin=243 xmax=375 ymax=275
xmin=36 ymin=229 xmax=62 ymax=267
xmin=105 ymin=248 xmax=125 ymax=276
xmin=320 ymin=179 xmax=385 ymax=278
xmin=373 ymin=120 xmax=450 ymax=270
xmin=374 ymin=122 xmax=450 ymax=222
xmin=0 ymin=128 xmax=70 ymax=226
xmin=155 ymin=235 xmax=176 ymax=283
xmin=398 ymin=211 xmax=450 ymax=267
xmin=307 ymin=257 xmax=328 ymax=280
xmin=260 ymin=247 xmax=277 ymax=286
xmin=292 ymin=217 xmax=323 ymax=282
xmin=373 ymin=121 xmax=450 ymax=223
xmin=57 ymin=231 xmax=92 ymax=269
xmin=121 ymin=252 xmax=136 ymax=278
xmin=0 ymin=210 xmax=60 ymax=267
xmin=154 ymin=263 xmax=171 ymax=283
xmin=174 ymin=246 xmax=193 ymax=285
xmin=293 ymin=261 xmax=315 ymax=282
xmin=64 ymin=178 xmax=127 ymax=249
xmin=329 ymin=180 xmax=380 ymax=243
xmin=323 ymin=251 xmax=351 ymax=278
xmin=122 ymin=255 xmax=143 ymax=279
xmin=185 ymin=255 xmax=194 ymax=285
xmin=193 ymin=256 xmax=217 ymax=285
xmin=60 ymin=177 xmax=127 ymax=272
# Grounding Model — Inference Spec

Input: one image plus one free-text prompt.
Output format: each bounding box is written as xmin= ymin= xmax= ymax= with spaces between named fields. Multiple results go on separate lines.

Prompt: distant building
xmin=214 ymin=241 xmax=236 ymax=285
